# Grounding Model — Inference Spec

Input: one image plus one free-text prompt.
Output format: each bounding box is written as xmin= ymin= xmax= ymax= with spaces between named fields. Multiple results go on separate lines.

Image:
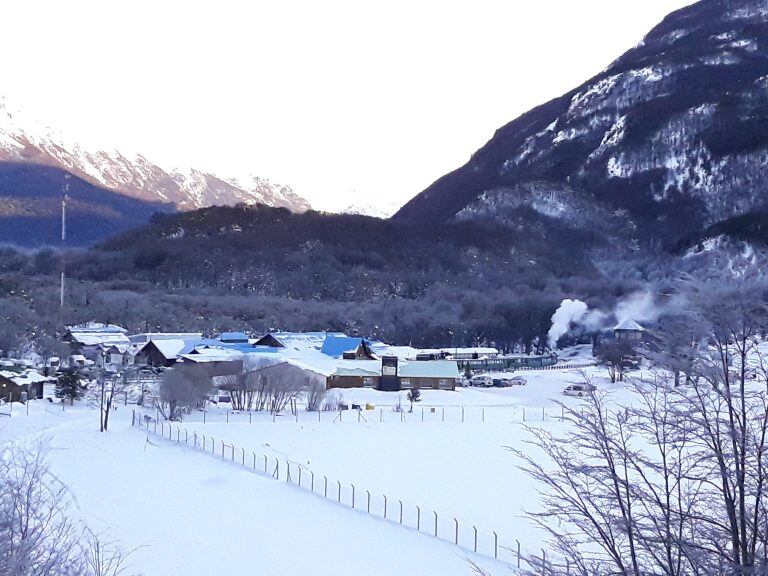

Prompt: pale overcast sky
xmin=1 ymin=1 xmax=694 ymax=212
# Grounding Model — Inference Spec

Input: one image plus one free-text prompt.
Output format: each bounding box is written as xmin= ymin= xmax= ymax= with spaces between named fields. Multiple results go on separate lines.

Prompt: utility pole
xmin=60 ymin=193 xmax=68 ymax=309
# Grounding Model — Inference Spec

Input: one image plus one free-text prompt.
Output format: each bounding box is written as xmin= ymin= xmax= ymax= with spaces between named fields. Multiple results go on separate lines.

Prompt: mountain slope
xmin=0 ymin=162 xmax=169 ymax=246
xmin=394 ymin=0 xmax=768 ymax=253
xmin=0 ymin=98 xmax=310 ymax=223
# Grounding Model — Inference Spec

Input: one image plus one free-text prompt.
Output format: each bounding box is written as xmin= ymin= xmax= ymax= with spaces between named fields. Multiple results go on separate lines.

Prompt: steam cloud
xmin=547 ymin=299 xmax=588 ymax=348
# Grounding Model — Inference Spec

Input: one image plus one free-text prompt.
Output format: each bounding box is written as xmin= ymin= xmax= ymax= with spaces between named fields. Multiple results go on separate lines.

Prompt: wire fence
xmin=147 ymin=403 xmax=575 ymax=426
xmin=132 ymin=409 xmax=570 ymax=571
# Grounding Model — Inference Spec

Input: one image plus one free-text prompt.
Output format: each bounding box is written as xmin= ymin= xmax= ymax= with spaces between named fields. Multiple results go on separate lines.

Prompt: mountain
xmin=394 ymin=0 xmax=768 ymax=256
xmin=0 ymin=162 xmax=169 ymax=246
xmin=0 ymin=98 xmax=310 ymax=244
xmin=340 ymin=201 xmax=402 ymax=219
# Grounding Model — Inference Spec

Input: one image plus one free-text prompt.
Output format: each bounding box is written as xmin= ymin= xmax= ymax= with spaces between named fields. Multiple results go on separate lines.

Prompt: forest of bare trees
xmin=516 ymin=274 xmax=768 ymax=575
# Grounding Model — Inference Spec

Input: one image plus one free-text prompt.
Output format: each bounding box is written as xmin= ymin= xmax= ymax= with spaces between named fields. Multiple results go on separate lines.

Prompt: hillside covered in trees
xmin=0 ymin=204 xmax=644 ymax=356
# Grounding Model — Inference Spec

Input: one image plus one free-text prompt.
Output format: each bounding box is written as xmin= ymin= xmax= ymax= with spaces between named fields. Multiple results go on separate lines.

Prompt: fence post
xmin=380 ymin=409 xmax=383 ymax=422
xmin=132 ymin=409 xmax=136 ymax=427
xmin=434 ymin=511 xmax=438 ymax=538
xmin=310 ymin=471 xmax=315 ymax=492
xmin=416 ymin=506 xmax=421 ymax=531
xmin=383 ymin=495 xmax=388 ymax=519
xmin=482 ymin=408 xmax=485 ymax=422
xmin=221 ymin=441 xmax=225 ymax=459
xmin=454 ymin=518 xmax=458 ymax=545
xmin=337 ymin=480 xmax=341 ymax=502
xmin=241 ymin=447 xmax=245 ymax=466
xmin=351 ymin=483 xmax=355 ymax=508
xmin=473 ymin=525 xmax=477 ymax=553
xmin=522 ymin=407 xmax=526 ymax=422
xmin=542 ymin=406 xmax=545 ymax=422
xmin=249 ymin=411 xmax=252 ymax=424
xmin=357 ymin=410 xmax=360 ymax=423
xmin=176 ymin=428 xmax=180 ymax=443
xmin=461 ymin=406 xmax=464 ymax=422
xmin=421 ymin=407 xmax=424 ymax=422
xmin=517 ymin=540 xmax=521 ymax=568
xmin=226 ymin=411 xmax=229 ymax=423
xmin=286 ymin=462 xmax=291 ymax=483
xmin=318 ymin=410 xmax=321 ymax=423
xmin=211 ymin=436 xmax=215 ymax=454
xmin=252 ymin=452 xmax=256 ymax=470
xmin=264 ymin=455 xmax=268 ymax=473
xmin=203 ymin=410 xmax=206 ymax=424
xmin=154 ymin=419 xmax=158 ymax=434
xmin=493 ymin=531 xmax=498 ymax=559
xmin=399 ymin=500 xmax=403 ymax=524
xmin=298 ymin=467 xmax=302 ymax=487
xmin=274 ymin=458 xmax=279 ymax=479
xmin=367 ymin=490 xmax=371 ymax=513
xmin=324 ymin=476 xmax=328 ymax=498
xmin=231 ymin=445 xmax=235 ymax=462
xmin=442 ymin=407 xmax=445 ymax=422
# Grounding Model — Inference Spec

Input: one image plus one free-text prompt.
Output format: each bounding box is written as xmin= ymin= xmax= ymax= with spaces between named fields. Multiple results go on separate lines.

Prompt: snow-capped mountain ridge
xmin=0 ymin=97 xmax=311 ymax=213
xmin=394 ymin=0 xmax=768 ymax=254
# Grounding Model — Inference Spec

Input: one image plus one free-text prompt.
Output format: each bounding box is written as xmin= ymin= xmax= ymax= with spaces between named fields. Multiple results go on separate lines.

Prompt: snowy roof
xmin=255 ymin=332 xmax=348 ymax=351
xmin=67 ymin=322 xmax=127 ymax=334
xmin=331 ymin=365 xmax=381 ymax=378
xmin=614 ymin=319 xmax=645 ymax=332
xmin=128 ymin=332 xmax=203 ymax=344
xmin=181 ymin=348 xmax=244 ymax=363
xmin=218 ymin=332 xmax=250 ymax=343
xmin=151 ymin=339 xmax=190 ymax=360
xmin=399 ymin=360 xmax=460 ymax=379
xmin=0 ymin=370 xmax=51 ymax=387
xmin=65 ymin=324 xmax=130 ymax=347
xmin=370 ymin=345 xmax=419 ymax=360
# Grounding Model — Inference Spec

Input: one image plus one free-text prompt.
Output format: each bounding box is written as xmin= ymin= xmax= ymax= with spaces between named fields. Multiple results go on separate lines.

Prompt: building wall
xmin=400 ymin=377 xmax=455 ymax=391
xmin=328 ymin=375 xmax=378 ymax=389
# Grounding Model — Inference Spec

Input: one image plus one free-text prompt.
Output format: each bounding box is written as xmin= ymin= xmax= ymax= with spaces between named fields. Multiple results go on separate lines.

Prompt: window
xmin=363 ymin=377 xmax=376 ymax=387
xmin=401 ymin=379 xmax=411 ymax=387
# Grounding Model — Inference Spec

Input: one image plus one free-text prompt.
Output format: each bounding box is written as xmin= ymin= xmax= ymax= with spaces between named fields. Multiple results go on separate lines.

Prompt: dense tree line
xmin=0 ymin=204 xmax=646 ymax=353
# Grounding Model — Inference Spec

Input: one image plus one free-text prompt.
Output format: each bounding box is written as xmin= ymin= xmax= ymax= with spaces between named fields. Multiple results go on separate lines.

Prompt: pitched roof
xmin=614 ymin=318 xmax=645 ymax=332
xmin=321 ymin=335 xmax=365 ymax=358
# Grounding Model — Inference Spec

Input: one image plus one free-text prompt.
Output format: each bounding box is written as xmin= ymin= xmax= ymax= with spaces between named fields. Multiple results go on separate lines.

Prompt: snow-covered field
xmin=0 ymin=358 xmax=631 ymax=576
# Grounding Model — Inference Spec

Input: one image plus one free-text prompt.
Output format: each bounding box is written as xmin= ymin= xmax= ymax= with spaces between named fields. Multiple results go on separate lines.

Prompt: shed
xmin=614 ymin=319 xmax=645 ymax=341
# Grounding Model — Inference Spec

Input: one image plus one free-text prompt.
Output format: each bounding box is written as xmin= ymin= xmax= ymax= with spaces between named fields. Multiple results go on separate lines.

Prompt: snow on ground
xmin=0 ymin=354 xmax=639 ymax=576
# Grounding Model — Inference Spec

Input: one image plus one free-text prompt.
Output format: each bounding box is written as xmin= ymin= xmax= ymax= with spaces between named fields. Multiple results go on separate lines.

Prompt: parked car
xmin=563 ymin=383 xmax=597 ymax=397
xmin=509 ymin=376 xmax=527 ymax=386
xmin=469 ymin=374 xmax=494 ymax=387
xmin=492 ymin=378 xmax=509 ymax=387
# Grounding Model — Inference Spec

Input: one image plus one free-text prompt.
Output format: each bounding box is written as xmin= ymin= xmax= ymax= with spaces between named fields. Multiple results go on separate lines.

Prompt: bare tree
xmin=156 ymin=364 xmax=212 ymax=420
xmin=262 ymin=363 xmax=310 ymax=415
xmin=515 ymin=275 xmax=768 ymax=576
xmin=0 ymin=448 xmax=86 ymax=576
xmin=306 ymin=379 xmax=327 ymax=412
xmin=83 ymin=529 xmax=140 ymax=576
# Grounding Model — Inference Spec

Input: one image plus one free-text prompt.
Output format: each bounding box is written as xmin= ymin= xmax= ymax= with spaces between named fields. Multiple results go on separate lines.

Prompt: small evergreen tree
xmin=55 ymin=369 xmax=83 ymax=405
xmin=407 ymin=387 xmax=421 ymax=413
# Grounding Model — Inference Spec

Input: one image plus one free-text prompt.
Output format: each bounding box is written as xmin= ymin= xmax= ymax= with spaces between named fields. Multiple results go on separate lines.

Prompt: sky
xmin=0 ymin=0 xmax=695 ymax=213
